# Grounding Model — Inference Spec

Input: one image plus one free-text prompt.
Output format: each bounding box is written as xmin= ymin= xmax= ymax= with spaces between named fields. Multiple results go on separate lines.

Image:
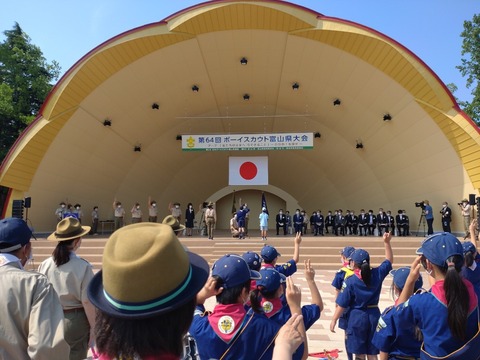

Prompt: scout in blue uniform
xmin=330 ymin=232 xmax=393 ymax=359
xmin=372 ymin=267 xmax=424 ymax=360
xmin=462 ymin=240 xmax=480 ymax=303
xmin=190 ymin=254 xmax=282 ymax=360
xmin=395 ymin=232 xmax=480 ymax=359
xmin=331 ymin=246 xmax=356 ymax=360
xmin=253 ymin=262 xmax=322 ymax=360
xmin=236 ymin=204 xmax=250 ymax=239
xmin=260 ymin=233 xmax=301 ymax=277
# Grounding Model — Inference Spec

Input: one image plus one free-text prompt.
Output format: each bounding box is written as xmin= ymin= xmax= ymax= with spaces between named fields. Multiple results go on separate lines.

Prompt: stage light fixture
xmin=383 ymin=113 xmax=392 ymax=121
xmin=292 ymin=82 xmax=300 ymax=91
xmin=176 ymin=135 xmax=182 ymax=141
xmin=333 ymin=99 xmax=341 ymax=106
xmin=356 ymin=142 xmax=364 ymax=149
xmin=151 ymin=103 xmax=159 ymax=110
xmin=240 ymin=57 xmax=248 ymax=65
xmin=103 ymin=119 xmax=112 ymax=126
xmin=134 ymin=145 xmax=141 ymax=152
xmin=243 ymin=94 xmax=250 ymax=101
xmin=314 ymin=132 xmax=321 ymax=138
xmin=192 ymin=85 xmax=199 ymax=92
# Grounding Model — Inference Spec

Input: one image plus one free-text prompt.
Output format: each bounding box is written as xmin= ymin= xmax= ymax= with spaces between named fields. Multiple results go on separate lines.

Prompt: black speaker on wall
xmin=24 ymin=197 xmax=31 ymax=208
xmin=469 ymin=194 xmax=476 ymax=206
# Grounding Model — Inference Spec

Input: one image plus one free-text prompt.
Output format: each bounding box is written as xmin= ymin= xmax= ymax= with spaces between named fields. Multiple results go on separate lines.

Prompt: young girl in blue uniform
xmin=330 ymin=232 xmax=393 ymax=360
xmin=252 ymin=260 xmax=322 ymax=360
xmin=395 ymin=232 xmax=480 ymax=358
xmin=331 ymin=246 xmax=355 ymax=360
xmin=190 ymin=254 xmax=304 ymax=359
xmin=260 ymin=232 xmax=302 ymax=277
xmin=462 ymin=219 xmax=480 ymax=302
xmin=371 ymin=267 xmax=423 ymax=359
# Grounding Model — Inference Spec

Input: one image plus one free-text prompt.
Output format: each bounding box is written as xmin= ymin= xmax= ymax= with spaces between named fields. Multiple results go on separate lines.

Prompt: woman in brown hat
xmin=38 ymin=217 xmax=95 ymax=360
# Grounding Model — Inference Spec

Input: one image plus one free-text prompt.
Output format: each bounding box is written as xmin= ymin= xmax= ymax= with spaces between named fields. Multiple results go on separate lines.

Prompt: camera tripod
xmin=416 ymin=210 xmax=426 ymax=237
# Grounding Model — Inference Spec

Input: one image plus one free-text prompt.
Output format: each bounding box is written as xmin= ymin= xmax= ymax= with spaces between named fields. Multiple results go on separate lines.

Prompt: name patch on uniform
xmin=218 ymin=315 xmax=235 ymax=334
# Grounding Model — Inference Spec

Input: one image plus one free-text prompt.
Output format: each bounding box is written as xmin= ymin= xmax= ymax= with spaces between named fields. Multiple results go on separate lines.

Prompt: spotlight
xmin=314 ymin=132 xmax=321 ymax=139
xmin=240 ymin=57 xmax=248 ymax=65
xmin=151 ymin=103 xmax=159 ymax=110
xmin=176 ymin=135 xmax=182 ymax=141
xmin=243 ymin=94 xmax=250 ymax=101
xmin=134 ymin=145 xmax=141 ymax=152
xmin=292 ymin=82 xmax=300 ymax=91
xmin=192 ymin=85 xmax=199 ymax=92
xmin=356 ymin=141 xmax=364 ymax=149
xmin=333 ymin=99 xmax=341 ymax=106
xmin=103 ymin=119 xmax=111 ymax=126
xmin=383 ymin=113 xmax=392 ymax=121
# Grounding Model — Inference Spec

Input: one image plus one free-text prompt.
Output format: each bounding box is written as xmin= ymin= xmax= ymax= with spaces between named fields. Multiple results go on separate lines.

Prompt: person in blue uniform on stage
xmin=252 ymin=261 xmax=322 ymax=360
xmin=372 ymin=267 xmax=424 ymax=360
xmin=190 ymin=254 xmax=304 ymax=360
xmin=260 ymin=232 xmax=301 ymax=277
xmin=330 ymin=232 xmax=393 ymax=360
xmin=395 ymin=232 xmax=480 ymax=358
xmin=236 ymin=204 xmax=250 ymax=239
xmin=331 ymin=246 xmax=356 ymax=360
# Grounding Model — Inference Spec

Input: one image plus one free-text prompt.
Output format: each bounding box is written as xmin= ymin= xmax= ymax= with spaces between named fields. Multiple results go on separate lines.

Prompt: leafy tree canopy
xmin=0 ymin=22 xmax=61 ymax=161
xmin=457 ymin=14 xmax=480 ymax=125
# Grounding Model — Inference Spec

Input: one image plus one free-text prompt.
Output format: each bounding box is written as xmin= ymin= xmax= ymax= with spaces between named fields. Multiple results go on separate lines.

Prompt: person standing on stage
xmin=440 ymin=201 xmax=452 ymax=233
xmin=424 ymin=200 xmax=434 ymax=235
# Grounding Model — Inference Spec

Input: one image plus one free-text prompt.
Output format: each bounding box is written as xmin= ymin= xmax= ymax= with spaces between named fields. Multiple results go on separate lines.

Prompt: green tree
xmin=457 ymin=14 xmax=480 ymax=125
xmin=0 ymin=22 xmax=61 ymax=161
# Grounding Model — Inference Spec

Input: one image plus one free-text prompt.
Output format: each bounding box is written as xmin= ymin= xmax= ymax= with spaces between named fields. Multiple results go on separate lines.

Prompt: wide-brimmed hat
xmin=87 ymin=223 xmax=209 ymax=319
xmin=416 ymin=232 xmax=463 ymax=267
xmin=207 ymin=201 xmax=214 ymax=207
xmin=390 ymin=267 xmax=423 ymax=291
xmin=162 ymin=215 xmax=186 ymax=233
xmin=47 ymin=217 xmax=90 ymax=242
xmin=212 ymin=254 xmax=261 ymax=289
xmin=0 ymin=217 xmax=33 ymax=253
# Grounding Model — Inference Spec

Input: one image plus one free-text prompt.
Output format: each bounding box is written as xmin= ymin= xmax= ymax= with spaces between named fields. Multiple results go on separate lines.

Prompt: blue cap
xmin=261 ymin=245 xmax=281 ymax=262
xmin=242 ymin=251 xmax=262 ymax=271
xmin=390 ymin=267 xmax=423 ymax=291
xmin=340 ymin=246 xmax=356 ymax=259
xmin=257 ymin=268 xmax=286 ymax=292
xmin=462 ymin=241 xmax=477 ymax=254
xmin=0 ymin=218 xmax=32 ymax=253
xmin=212 ymin=254 xmax=261 ymax=289
xmin=351 ymin=249 xmax=370 ymax=265
xmin=416 ymin=233 xmax=463 ymax=267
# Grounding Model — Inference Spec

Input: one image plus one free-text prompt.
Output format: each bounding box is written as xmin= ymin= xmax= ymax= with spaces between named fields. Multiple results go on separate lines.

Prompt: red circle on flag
xmin=239 ymin=162 xmax=257 ymax=180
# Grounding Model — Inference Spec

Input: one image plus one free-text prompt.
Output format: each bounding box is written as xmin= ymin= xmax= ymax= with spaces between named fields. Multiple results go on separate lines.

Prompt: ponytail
xmin=360 ymin=262 xmax=372 ymax=287
xmin=443 ymin=255 xmax=469 ymax=340
xmin=465 ymin=251 xmax=475 ymax=268
xmin=249 ymin=288 xmax=264 ymax=314
xmin=53 ymin=239 xmax=75 ymax=266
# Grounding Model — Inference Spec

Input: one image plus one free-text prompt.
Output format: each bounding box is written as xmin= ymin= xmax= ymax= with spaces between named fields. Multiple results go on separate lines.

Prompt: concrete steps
xmin=30 ymin=231 xmax=427 ymax=271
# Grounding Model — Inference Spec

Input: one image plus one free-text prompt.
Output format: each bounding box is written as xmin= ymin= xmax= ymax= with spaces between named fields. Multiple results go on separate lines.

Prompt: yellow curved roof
xmin=1 ymin=0 xmax=478 ymax=231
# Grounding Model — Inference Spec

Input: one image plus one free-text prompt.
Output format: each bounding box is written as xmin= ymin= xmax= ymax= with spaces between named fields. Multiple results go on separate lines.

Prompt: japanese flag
xmin=229 ymin=157 xmax=268 ymax=185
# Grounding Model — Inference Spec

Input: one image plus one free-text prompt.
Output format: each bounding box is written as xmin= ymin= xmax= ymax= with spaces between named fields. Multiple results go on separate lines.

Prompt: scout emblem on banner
xmin=229 ymin=157 xmax=268 ymax=185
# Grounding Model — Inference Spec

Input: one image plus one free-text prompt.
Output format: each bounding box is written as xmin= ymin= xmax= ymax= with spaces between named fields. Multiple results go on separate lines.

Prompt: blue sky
xmin=1 ymin=0 xmax=478 ymax=103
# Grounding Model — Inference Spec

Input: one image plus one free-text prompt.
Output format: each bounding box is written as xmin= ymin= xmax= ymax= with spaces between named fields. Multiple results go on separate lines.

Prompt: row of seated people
xmin=275 ymin=208 xmax=411 ymax=237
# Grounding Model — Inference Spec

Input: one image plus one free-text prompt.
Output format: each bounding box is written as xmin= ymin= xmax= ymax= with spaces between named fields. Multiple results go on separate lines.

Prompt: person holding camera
xmin=458 ymin=198 xmax=471 ymax=237
xmin=423 ymin=200 xmax=434 ymax=235
xmin=440 ymin=201 xmax=452 ymax=233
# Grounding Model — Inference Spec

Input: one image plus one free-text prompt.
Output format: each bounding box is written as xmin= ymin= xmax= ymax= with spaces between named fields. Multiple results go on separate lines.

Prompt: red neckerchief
xmin=98 ymin=353 xmax=179 ymax=359
xmin=343 ymin=261 xmax=350 ymax=267
xmin=261 ymin=263 xmax=274 ymax=269
xmin=208 ymin=303 xmax=247 ymax=343
xmin=431 ymin=279 xmax=477 ymax=312
xmin=354 ymin=268 xmax=362 ymax=279
xmin=260 ymin=297 xmax=284 ymax=318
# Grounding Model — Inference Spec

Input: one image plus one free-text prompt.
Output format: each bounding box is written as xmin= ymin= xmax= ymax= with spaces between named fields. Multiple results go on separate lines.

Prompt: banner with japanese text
xmin=181 ymin=133 xmax=313 ymax=151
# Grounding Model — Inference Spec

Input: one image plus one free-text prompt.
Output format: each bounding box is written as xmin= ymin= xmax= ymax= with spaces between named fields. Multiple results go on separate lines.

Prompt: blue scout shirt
xmin=261 ymin=260 xmax=297 ymax=277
